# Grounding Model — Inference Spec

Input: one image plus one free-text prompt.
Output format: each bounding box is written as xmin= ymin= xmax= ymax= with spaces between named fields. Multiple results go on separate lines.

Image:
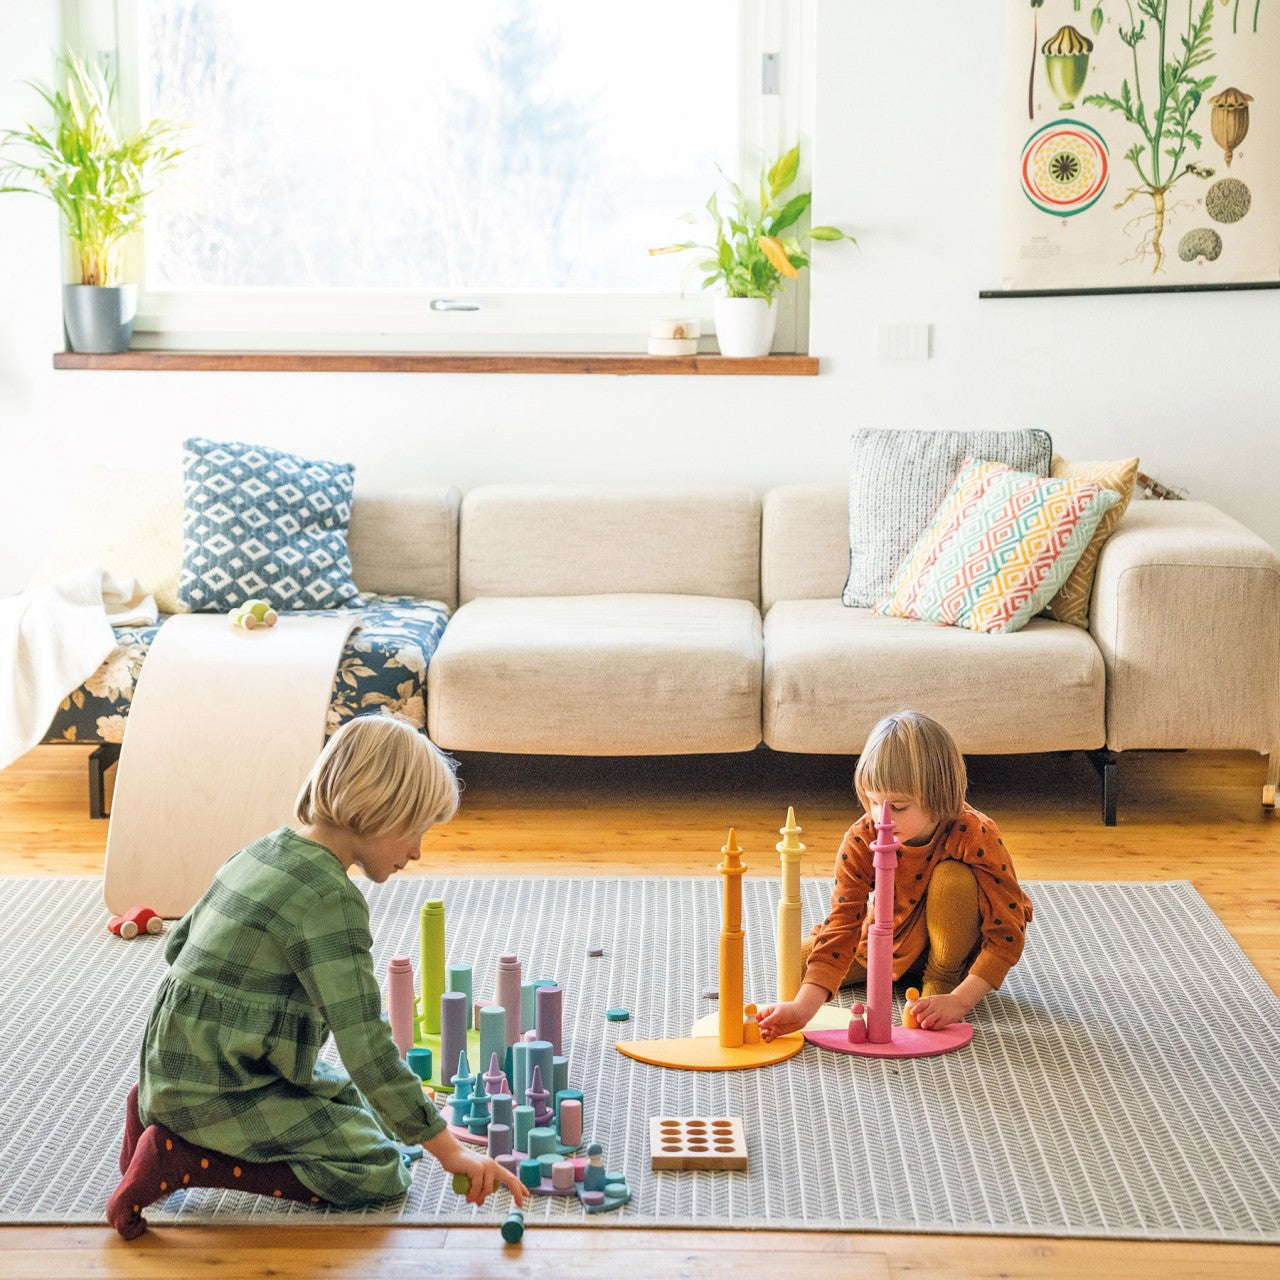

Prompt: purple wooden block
xmin=487 ymin=1122 xmax=511 ymax=1158
xmin=535 ymin=983 xmax=563 ymax=1057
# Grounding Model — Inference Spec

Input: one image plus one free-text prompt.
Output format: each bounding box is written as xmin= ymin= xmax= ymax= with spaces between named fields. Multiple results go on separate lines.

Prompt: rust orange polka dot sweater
xmin=803 ymin=803 xmax=1033 ymax=996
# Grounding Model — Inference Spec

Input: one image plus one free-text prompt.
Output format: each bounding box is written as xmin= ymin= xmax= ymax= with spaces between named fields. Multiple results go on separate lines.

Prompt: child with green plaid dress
xmin=108 ymin=715 xmax=526 ymax=1239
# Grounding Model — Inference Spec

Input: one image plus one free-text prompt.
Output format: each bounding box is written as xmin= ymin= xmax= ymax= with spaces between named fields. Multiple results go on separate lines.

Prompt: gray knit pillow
xmin=842 ymin=428 xmax=1053 ymax=607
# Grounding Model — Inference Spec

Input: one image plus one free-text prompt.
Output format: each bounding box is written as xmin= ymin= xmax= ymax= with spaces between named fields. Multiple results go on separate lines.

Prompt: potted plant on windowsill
xmin=1 ymin=52 xmax=183 ymax=353
xmin=650 ymin=144 xmax=855 ymax=358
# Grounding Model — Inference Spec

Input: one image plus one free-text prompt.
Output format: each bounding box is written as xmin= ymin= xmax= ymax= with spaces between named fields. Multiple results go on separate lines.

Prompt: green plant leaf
xmin=651 ymin=141 xmax=855 ymax=293
xmin=768 ymin=192 xmax=811 ymax=234
xmin=0 ymin=48 xmax=184 ymax=284
xmin=1084 ymin=90 xmax=1136 ymax=121
xmin=767 ymin=145 xmax=800 ymax=197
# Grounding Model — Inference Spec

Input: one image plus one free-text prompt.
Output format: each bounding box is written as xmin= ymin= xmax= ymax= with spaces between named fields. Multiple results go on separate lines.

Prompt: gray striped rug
xmin=1 ymin=875 xmax=1277 ymax=1241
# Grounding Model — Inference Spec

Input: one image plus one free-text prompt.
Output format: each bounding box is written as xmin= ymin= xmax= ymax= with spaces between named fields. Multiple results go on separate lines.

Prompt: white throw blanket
xmin=0 ymin=566 xmax=158 ymax=771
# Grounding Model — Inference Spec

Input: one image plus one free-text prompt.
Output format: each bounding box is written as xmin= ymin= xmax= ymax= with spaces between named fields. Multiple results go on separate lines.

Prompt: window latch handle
xmin=430 ymin=298 xmax=481 ymax=312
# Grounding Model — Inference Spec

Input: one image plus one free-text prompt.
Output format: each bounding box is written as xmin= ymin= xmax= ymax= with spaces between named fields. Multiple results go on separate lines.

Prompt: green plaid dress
xmin=138 ymin=827 xmax=445 ymax=1207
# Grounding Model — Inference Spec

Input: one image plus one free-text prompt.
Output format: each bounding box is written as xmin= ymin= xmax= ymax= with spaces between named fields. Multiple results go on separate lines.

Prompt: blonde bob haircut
xmin=854 ymin=710 xmax=967 ymax=823
xmin=295 ymin=714 xmax=459 ymax=837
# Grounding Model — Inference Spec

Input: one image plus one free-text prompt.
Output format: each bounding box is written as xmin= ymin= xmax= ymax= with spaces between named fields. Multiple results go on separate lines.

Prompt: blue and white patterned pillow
xmin=178 ymin=437 xmax=359 ymax=612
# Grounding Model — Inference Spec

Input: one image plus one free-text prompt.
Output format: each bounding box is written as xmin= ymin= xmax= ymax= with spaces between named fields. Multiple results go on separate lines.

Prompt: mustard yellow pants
xmin=802 ymin=859 xmax=981 ymax=997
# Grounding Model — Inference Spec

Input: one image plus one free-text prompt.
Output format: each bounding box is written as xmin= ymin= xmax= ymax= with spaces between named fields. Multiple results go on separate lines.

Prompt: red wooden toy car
xmin=107 ymin=906 xmax=164 ymax=939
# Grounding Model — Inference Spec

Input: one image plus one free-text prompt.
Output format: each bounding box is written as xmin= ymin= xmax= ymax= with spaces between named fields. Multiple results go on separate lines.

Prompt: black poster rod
xmin=981 ymin=281 xmax=1280 ymax=299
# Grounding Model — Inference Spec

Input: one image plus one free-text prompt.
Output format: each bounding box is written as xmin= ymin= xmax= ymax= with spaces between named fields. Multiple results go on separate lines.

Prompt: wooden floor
xmin=2 ymin=743 xmax=1277 ymax=1279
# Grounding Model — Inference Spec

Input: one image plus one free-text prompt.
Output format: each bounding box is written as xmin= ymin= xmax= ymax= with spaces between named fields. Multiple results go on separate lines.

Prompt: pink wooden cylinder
xmin=558 ymin=1098 xmax=583 ymax=1147
xmin=495 ymin=953 xmax=523 ymax=1049
xmin=386 ymin=955 xmax=416 ymax=1058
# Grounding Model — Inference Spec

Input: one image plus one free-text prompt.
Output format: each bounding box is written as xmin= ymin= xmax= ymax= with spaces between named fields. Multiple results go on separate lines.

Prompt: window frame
xmin=68 ymin=0 xmax=816 ymax=353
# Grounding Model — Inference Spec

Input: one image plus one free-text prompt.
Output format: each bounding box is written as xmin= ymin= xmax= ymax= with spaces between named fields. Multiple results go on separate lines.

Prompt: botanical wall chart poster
xmin=1003 ymin=1 xmax=1279 ymax=289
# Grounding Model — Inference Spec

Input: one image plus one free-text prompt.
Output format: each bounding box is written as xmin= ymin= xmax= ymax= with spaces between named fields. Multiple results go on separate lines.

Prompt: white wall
xmin=3 ymin=3 xmax=1277 ymax=596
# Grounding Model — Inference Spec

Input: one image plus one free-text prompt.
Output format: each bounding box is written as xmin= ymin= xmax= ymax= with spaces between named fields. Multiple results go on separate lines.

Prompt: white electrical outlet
xmin=877 ymin=324 xmax=931 ymax=361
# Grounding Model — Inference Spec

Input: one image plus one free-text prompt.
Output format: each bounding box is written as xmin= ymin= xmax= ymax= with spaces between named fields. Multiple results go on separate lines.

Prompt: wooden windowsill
xmin=52 ymin=351 xmax=819 ymax=375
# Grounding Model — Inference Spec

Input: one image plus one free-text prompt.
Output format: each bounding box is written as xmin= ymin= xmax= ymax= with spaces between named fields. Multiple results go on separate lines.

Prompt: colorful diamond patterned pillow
xmin=178 ymin=437 xmax=359 ymax=612
xmin=874 ymin=458 xmax=1119 ymax=635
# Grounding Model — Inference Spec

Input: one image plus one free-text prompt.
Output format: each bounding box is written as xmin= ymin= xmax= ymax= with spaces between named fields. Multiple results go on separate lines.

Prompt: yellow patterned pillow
xmin=1044 ymin=455 xmax=1139 ymax=628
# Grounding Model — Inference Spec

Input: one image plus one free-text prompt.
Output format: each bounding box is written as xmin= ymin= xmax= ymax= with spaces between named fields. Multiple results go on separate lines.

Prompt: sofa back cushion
xmin=761 ymin=484 xmax=851 ymax=611
xmin=458 ymin=485 xmax=761 ymax=604
xmin=347 ymin=486 xmax=461 ymax=609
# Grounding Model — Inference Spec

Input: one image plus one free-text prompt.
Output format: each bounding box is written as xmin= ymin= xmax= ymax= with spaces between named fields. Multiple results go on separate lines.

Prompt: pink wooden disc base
xmin=803 ymin=1021 xmax=973 ymax=1059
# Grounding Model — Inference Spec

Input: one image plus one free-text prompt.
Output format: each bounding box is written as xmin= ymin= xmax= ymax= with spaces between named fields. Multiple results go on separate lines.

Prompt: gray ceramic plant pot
xmin=62 ymin=283 xmax=137 ymax=353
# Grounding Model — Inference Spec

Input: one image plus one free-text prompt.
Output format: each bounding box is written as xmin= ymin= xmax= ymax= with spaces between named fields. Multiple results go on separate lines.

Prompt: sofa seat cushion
xmin=427 ymin=594 xmax=763 ymax=754
xmin=763 ymin=600 xmax=1104 ymax=754
xmin=42 ymin=594 xmax=450 ymax=746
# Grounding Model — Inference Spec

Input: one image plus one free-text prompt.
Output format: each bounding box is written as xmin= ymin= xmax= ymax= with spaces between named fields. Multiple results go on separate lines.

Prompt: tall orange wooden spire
xmin=717 ymin=828 xmax=746 ymax=1048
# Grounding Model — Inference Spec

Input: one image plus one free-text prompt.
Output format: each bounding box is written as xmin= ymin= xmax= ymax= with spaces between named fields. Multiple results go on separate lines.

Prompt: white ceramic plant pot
xmin=713 ymin=296 xmax=777 ymax=358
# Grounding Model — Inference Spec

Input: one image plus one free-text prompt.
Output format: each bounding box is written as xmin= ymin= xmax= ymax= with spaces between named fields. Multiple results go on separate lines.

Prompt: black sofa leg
xmin=88 ymin=743 xmax=120 ymax=820
xmin=1087 ymin=748 xmax=1118 ymax=826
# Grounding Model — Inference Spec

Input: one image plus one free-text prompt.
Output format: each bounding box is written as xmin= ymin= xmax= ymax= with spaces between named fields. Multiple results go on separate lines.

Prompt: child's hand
xmin=756 ymin=1000 xmax=807 ymax=1041
xmin=911 ymin=992 xmax=969 ymax=1030
xmin=757 ymin=983 xmax=827 ymax=1041
xmin=436 ymin=1144 xmax=527 ymax=1208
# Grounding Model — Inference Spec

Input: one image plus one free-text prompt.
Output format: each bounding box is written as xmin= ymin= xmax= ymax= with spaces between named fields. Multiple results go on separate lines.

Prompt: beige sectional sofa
xmin=45 ymin=474 xmax=1277 ymax=824
xmin=420 ymin=483 xmax=1279 ymax=824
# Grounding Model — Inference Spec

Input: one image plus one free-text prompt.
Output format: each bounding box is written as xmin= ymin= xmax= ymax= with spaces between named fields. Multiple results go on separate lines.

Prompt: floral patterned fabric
xmin=41 ymin=595 xmax=449 ymax=747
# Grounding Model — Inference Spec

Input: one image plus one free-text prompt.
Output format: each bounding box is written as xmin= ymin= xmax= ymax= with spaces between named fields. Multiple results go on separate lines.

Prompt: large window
xmin=89 ymin=0 xmax=809 ymax=350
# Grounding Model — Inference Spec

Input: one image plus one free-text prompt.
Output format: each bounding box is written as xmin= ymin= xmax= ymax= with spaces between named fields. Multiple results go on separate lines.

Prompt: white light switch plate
xmin=878 ymin=323 xmax=931 ymax=361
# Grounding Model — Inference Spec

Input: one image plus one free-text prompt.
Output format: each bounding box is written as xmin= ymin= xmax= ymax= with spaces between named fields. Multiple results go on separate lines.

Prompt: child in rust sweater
xmin=759 ymin=710 xmax=1032 ymax=1039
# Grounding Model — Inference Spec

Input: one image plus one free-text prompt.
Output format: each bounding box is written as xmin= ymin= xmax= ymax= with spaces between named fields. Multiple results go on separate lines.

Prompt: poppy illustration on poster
xmin=1003 ymin=1 xmax=1279 ymax=290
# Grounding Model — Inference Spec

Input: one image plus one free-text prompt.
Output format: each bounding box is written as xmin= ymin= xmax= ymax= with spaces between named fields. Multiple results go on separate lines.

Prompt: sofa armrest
xmin=1091 ymin=501 xmax=1280 ymax=754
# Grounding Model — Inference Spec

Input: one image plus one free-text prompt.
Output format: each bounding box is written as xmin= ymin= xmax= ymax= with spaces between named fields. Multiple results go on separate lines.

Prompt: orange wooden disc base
xmin=615 ymin=1032 xmax=805 ymax=1071
xmin=689 ymin=1003 xmax=850 ymax=1039
xmin=803 ymin=1021 xmax=973 ymax=1059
